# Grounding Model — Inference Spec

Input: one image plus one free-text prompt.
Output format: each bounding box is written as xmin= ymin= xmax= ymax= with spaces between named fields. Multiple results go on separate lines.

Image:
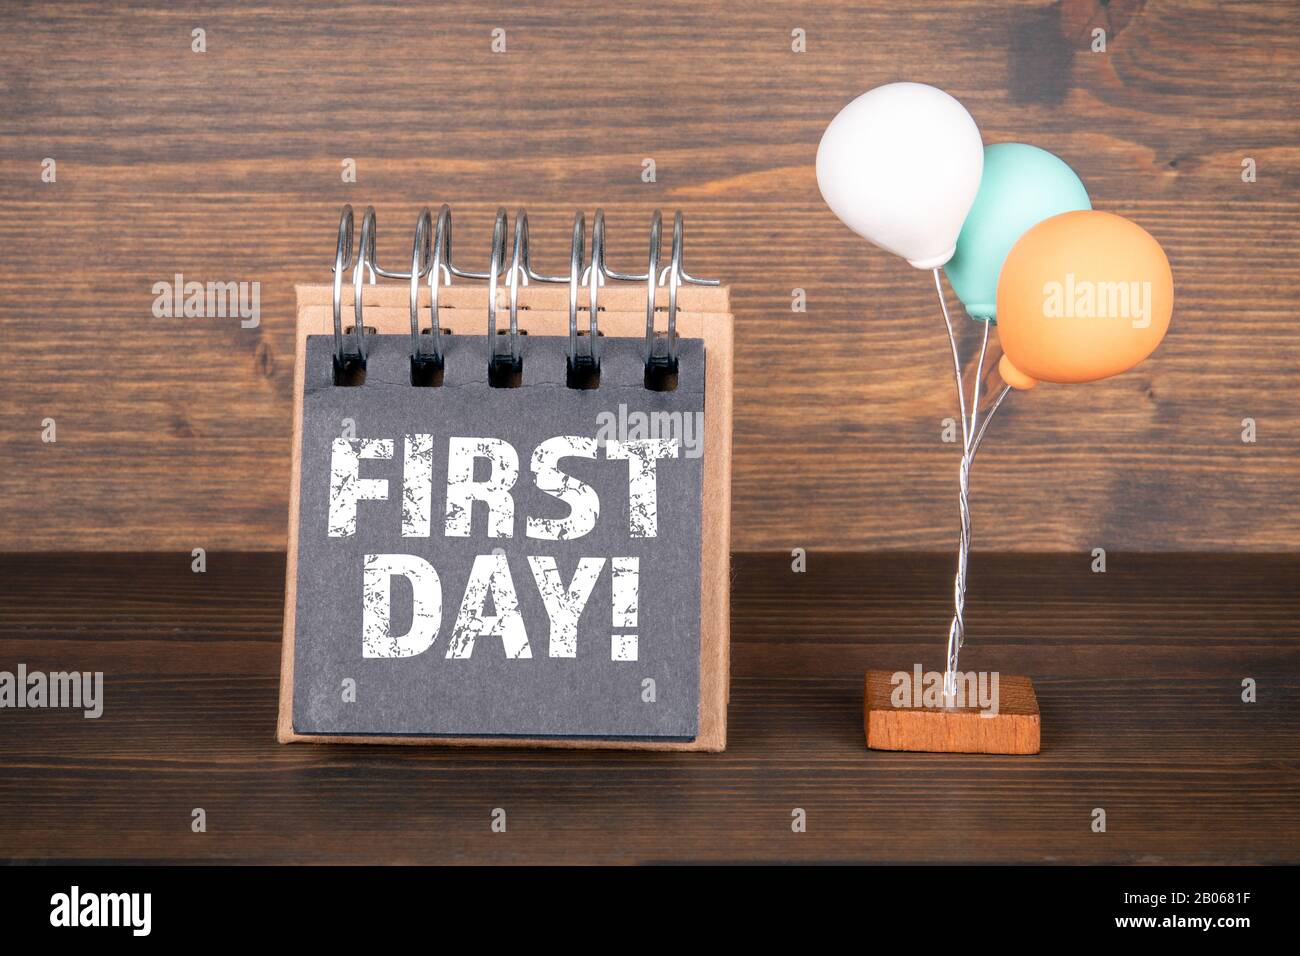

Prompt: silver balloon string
xmin=932 ymin=268 xmax=1013 ymax=700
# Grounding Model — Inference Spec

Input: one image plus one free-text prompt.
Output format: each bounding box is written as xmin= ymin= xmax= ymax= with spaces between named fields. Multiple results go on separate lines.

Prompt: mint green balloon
xmin=944 ymin=143 xmax=1090 ymax=322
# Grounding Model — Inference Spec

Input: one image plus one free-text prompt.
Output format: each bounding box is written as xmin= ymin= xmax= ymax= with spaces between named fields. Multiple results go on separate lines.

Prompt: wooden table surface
xmin=2 ymin=550 xmax=1295 ymax=864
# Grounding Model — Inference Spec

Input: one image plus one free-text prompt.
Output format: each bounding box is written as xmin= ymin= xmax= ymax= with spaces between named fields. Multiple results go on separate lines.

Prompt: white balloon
xmin=816 ymin=82 xmax=984 ymax=270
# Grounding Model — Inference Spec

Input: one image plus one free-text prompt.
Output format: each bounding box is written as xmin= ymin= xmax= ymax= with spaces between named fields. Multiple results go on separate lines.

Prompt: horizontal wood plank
xmin=0 ymin=551 xmax=1295 ymax=864
xmin=1 ymin=1 xmax=1297 ymax=551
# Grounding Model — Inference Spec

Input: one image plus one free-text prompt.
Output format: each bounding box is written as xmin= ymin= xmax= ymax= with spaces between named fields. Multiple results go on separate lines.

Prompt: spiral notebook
xmin=276 ymin=207 xmax=732 ymax=750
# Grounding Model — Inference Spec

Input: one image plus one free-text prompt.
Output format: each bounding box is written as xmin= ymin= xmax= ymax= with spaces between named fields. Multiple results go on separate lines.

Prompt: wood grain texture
xmin=1 ymin=1 xmax=1298 ymax=552
xmin=0 ymin=550 xmax=1296 ymax=864
xmin=864 ymin=670 xmax=1040 ymax=754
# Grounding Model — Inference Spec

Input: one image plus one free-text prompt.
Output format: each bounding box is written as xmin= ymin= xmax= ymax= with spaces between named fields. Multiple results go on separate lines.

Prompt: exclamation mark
xmin=611 ymin=557 xmax=639 ymax=661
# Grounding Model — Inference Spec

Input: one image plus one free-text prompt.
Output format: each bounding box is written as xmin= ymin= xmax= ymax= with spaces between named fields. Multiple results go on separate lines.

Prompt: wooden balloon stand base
xmin=863 ymin=670 xmax=1040 ymax=754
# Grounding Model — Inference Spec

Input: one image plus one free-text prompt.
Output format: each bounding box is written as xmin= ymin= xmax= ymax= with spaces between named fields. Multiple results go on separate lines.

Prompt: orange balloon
xmin=995 ymin=210 xmax=1173 ymax=390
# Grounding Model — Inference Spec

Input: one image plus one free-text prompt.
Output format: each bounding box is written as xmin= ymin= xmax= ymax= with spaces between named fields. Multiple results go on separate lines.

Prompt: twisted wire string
xmin=935 ymin=269 xmax=970 ymax=450
xmin=934 ymin=269 xmax=971 ymax=700
xmin=971 ymin=384 xmax=1012 ymax=462
xmin=934 ymin=270 xmax=1010 ymax=700
xmin=948 ymin=377 xmax=1013 ymax=697
xmin=956 ymin=318 xmax=991 ymax=660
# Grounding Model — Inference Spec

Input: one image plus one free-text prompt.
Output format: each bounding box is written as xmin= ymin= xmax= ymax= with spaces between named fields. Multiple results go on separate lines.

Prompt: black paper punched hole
xmin=566 ymin=355 xmax=601 ymax=390
xmin=332 ymin=356 xmax=366 ymax=387
xmin=643 ymin=354 xmax=679 ymax=392
xmin=566 ymin=329 xmax=603 ymax=389
xmin=410 ymin=327 xmax=450 ymax=387
xmin=488 ymin=354 xmax=523 ymax=388
xmin=410 ymin=355 xmax=444 ymax=387
xmin=486 ymin=329 xmax=527 ymax=388
xmin=333 ymin=325 xmax=376 ymax=386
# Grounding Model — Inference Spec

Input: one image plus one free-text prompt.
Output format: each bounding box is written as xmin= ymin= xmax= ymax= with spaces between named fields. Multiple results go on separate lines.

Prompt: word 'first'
xmin=329 ymin=435 xmax=680 ymax=541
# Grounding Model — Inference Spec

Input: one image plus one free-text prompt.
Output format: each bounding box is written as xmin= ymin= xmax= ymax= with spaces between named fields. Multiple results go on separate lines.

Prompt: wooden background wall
xmin=2 ymin=1 xmax=1297 ymax=552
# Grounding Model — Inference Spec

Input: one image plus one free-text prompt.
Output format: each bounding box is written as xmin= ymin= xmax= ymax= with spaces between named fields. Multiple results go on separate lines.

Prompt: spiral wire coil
xmin=330 ymin=205 xmax=717 ymax=375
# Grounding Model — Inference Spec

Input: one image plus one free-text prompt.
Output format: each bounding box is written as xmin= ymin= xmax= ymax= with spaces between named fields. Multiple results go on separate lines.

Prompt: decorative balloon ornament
xmin=996 ymin=210 xmax=1174 ymax=389
xmin=944 ymin=143 xmax=1092 ymax=322
xmin=817 ymin=82 xmax=984 ymax=269
xmin=818 ymin=84 xmax=1174 ymax=754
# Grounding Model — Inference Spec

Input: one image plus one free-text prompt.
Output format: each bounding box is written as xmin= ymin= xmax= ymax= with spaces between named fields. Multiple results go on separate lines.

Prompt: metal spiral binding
xmin=330 ymin=204 xmax=718 ymax=377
